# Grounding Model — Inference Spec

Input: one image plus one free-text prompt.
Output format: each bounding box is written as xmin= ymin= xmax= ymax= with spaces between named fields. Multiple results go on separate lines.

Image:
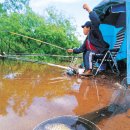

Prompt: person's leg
xmin=82 ymin=51 xmax=95 ymax=75
xmin=84 ymin=51 xmax=95 ymax=69
xmin=83 ymin=52 xmax=86 ymax=68
xmin=83 ymin=51 xmax=89 ymax=70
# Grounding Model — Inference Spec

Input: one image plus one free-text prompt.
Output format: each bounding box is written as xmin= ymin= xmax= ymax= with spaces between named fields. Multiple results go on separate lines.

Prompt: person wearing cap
xmin=67 ymin=3 xmax=109 ymax=76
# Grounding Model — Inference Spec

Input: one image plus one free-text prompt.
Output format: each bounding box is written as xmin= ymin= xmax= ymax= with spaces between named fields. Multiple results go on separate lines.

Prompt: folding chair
xmin=92 ymin=27 xmax=126 ymax=76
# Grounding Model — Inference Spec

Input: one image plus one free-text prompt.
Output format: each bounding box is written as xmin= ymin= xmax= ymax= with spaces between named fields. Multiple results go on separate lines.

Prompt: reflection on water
xmin=4 ymin=72 xmax=21 ymax=79
xmin=0 ymin=60 xmax=128 ymax=130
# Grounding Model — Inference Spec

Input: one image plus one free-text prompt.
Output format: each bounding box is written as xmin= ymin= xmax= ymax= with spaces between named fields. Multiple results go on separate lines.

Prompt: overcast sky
xmin=29 ymin=0 xmax=101 ymax=40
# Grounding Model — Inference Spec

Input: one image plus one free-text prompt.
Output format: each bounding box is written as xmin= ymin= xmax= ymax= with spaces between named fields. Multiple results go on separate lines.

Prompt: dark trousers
xmin=83 ymin=51 xmax=96 ymax=70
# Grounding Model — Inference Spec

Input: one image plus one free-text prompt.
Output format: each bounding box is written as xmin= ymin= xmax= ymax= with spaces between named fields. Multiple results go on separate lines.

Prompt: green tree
xmin=2 ymin=0 xmax=29 ymax=13
xmin=0 ymin=3 xmax=6 ymax=14
xmin=0 ymin=5 xmax=79 ymax=62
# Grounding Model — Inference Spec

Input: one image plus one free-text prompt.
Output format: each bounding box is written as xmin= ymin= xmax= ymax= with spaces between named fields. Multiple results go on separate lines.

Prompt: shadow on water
xmin=0 ymin=60 xmax=130 ymax=130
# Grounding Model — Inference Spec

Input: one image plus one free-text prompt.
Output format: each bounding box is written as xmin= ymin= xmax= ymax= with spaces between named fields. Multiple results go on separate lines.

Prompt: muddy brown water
xmin=0 ymin=61 xmax=130 ymax=130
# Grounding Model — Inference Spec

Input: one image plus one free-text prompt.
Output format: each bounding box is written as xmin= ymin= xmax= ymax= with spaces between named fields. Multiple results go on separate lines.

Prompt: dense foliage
xmin=0 ymin=2 xmax=79 ymax=62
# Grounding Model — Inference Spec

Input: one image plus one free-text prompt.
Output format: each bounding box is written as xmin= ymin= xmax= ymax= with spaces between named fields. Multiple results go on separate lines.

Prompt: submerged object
xmin=66 ymin=67 xmax=85 ymax=76
xmin=34 ymin=115 xmax=101 ymax=130
xmin=66 ymin=67 xmax=77 ymax=76
xmin=34 ymin=103 xmax=128 ymax=130
xmin=42 ymin=123 xmax=71 ymax=130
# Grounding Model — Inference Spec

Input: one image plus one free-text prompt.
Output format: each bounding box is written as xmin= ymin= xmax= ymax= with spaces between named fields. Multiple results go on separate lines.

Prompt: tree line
xmin=0 ymin=0 xmax=79 ymax=62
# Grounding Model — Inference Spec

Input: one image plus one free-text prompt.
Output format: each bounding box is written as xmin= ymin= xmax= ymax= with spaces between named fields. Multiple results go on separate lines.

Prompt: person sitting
xmin=67 ymin=3 xmax=109 ymax=76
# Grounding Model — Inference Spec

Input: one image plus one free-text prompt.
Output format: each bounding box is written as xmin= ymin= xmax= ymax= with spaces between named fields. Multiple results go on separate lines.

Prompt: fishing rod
xmin=1 ymin=30 xmax=81 ymax=72
xmin=4 ymin=30 xmax=66 ymax=51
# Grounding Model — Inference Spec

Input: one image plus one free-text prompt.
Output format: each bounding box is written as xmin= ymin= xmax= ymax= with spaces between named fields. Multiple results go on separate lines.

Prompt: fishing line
xmin=0 ymin=55 xmax=69 ymax=69
xmin=1 ymin=53 xmax=81 ymax=58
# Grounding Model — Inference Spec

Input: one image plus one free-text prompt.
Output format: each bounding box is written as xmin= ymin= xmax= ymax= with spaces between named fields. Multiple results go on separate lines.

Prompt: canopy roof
xmin=93 ymin=0 xmax=126 ymax=27
xmin=94 ymin=0 xmax=125 ymax=14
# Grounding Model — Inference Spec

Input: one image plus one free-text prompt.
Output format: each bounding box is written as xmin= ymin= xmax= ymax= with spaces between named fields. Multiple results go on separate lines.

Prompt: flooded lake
xmin=0 ymin=60 xmax=130 ymax=130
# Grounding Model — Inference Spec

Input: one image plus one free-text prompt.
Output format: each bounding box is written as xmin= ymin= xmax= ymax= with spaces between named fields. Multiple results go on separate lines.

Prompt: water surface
xmin=0 ymin=60 xmax=129 ymax=130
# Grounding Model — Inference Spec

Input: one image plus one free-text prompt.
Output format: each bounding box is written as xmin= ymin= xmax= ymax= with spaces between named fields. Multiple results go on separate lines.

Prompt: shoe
xmin=81 ymin=70 xmax=93 ymax=76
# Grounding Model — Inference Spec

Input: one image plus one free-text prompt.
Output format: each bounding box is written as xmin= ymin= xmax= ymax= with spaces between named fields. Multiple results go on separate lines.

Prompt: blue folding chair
xmin=93 ymin=27 xmax=126 ymax=75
